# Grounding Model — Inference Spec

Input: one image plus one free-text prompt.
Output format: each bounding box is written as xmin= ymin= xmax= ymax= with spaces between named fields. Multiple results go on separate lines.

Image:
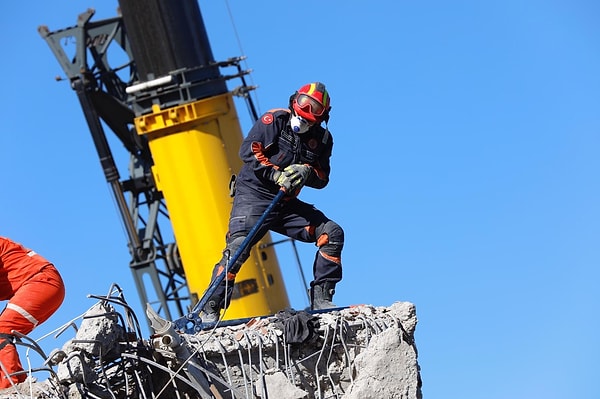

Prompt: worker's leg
xmin=203 ymin=192 xmax=278 ymax=321
xmin=0 ymin=335 xmax=22 ymax=389
xmin=272 ymin=199 xmax=344 ymax=309
xmin=308 ymin=219 xmax=344 ymax=309
xmin=0 ymin=266 xmax=65 ymax=388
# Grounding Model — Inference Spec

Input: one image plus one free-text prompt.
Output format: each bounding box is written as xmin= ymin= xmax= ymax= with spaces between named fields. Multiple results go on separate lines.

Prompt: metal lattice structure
xmin=38 ymin=9 xmax=260 ymax=326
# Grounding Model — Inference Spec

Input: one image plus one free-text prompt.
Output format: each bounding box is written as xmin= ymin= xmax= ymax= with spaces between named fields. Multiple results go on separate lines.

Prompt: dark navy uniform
xmin=209 ymin=109 xmax=344 ymax=309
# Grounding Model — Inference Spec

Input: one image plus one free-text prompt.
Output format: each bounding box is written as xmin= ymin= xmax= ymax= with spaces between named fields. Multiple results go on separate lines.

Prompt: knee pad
xmin=315 ymin=220 xmax=344 ymax=256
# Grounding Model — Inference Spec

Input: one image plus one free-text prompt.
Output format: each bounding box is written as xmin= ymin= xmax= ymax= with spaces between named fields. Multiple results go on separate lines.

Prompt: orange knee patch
xmin=317 ymin=233 xmax=329 ymax=247
xmin=216 ymin=266 xmax=236 ymax=281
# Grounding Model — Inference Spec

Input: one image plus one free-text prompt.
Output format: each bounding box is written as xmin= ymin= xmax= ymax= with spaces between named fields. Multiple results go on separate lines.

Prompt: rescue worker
xmin=202 ymin=82 xmax=344 ymax=323
xmin=0 ymin=236 xmax=65 ymax=388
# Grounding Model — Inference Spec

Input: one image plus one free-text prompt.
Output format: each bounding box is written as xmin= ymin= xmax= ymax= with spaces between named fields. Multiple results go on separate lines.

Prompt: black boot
xmin=311 ymin=282 xmax=337 ymax=310
xmin=201 ymin=273 xmax=235 ymax=323
xmin=201 ymin=295 xmax=222 ymax=323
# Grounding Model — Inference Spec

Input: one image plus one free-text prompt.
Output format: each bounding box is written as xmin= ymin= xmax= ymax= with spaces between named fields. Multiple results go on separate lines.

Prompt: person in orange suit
xmin=0 ymin=236 xmax=65 ymax=388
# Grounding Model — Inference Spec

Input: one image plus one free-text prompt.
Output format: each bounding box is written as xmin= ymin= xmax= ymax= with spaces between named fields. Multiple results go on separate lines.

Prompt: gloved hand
xmin=271 ymin=164 xmax=312 ymax=192
xmin=282 ymin=164 xmax=313 ymax=191
xmin=272 ymin=169 xmax=293 ymax=192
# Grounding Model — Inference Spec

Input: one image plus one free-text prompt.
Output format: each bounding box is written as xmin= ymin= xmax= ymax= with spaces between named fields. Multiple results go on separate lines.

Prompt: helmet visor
xmin=295 ymin=94 xmax=325 ymax=117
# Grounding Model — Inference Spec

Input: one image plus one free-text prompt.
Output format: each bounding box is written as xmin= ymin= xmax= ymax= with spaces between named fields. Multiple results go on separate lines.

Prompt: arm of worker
xmin=302 ymin=130 xmax=333 ymax=189
xmin=239 ymin=112 xmax=286 ymax=183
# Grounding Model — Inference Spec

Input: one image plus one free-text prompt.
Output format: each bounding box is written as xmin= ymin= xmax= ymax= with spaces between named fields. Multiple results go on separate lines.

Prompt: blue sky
xmin=1 ymin=1 xmax=599 ymax=398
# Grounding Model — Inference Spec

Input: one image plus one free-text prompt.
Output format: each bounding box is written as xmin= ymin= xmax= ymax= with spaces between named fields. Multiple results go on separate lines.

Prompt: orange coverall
xmin=0 ymin=236 xmax=65 ymax=388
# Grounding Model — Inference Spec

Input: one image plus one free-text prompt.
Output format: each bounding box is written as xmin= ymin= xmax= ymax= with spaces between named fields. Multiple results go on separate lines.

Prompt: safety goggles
xmin=295 ymin=94 xmax=326 ymax=116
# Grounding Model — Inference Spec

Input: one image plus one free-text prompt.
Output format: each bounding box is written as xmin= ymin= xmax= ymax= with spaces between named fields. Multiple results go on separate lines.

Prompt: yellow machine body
xmin=134 ymin=93 xmax=290 ymax=320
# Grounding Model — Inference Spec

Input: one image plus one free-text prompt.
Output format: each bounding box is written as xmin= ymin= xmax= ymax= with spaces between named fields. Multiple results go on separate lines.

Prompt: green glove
xmin=271 ymin=164 xmax=312 ymax=192
xmin=272 ymin=169 xmax=293 ymax=192
xmin=282 ymin=164 xmax=313 ymax=191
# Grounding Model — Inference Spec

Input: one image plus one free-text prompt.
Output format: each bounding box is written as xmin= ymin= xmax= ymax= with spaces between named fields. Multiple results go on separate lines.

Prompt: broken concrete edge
xmin=0 ymin=297 xmax=420 ymax=399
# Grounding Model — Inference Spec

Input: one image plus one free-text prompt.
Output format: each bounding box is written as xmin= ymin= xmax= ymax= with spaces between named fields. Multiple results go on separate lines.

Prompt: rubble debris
xmin=0 ymin=284 xmax=422 ymax=399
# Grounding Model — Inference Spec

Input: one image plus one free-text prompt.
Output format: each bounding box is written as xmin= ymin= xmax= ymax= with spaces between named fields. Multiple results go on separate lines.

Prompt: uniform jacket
xmin=0 ymin=237 xmax=52 ymax=299
xmin=236 ymin=109 xmax=333 ymax=197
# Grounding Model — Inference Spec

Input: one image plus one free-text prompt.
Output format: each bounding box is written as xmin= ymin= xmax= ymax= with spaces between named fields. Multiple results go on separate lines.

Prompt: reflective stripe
xmin=319 ymin=250 xmax=341 ymax=265
xmin=26 ymin=250 xmax=37 ymax=257
xmin=215 ymin=266 xmax=237 ymax=281
xmin=6 ymin=303 xmax=38 ymax=327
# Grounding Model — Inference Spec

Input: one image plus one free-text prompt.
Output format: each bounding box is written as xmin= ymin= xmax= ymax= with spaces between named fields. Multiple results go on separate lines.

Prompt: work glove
xmin=282 ymin=164 xmax=312 ymax=191
xmin=272 ymin=169 xmax=293 ymax=192
xmin=271 ymin=164 xmax=312 ymax=193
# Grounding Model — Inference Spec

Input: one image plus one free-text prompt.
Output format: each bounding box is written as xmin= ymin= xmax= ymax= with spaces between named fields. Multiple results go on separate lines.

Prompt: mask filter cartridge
xmin=290 ymin=114 xmax=311 ymax=134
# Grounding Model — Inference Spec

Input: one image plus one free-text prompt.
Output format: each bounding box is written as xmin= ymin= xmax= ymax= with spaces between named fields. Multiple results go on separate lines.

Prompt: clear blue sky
xmin=1 ymin=1 xmax=599 ymax=398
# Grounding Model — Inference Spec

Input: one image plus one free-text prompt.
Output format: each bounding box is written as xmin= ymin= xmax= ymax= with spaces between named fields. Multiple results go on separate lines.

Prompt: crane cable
xmin=223 ymin=0 xmax=262 ymax=115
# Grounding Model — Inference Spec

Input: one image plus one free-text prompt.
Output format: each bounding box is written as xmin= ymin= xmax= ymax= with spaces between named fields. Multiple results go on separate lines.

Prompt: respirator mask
xmin=290 ymin=114 xmax=312 ymax=134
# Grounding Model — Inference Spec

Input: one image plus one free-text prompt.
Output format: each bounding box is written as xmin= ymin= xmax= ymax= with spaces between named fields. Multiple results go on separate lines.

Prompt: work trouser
xmin=209 ymin=189 xmax=344 ymax=310
xmin=0 ymin=265 xmax=65 ymax=388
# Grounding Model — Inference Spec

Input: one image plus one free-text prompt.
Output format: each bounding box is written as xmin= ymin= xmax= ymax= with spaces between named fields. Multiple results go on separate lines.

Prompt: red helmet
xmin=291 ymin=82 xmax=331 ymax=123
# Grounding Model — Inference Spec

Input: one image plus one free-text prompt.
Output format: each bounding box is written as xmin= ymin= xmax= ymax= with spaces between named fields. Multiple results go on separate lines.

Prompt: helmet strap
xmin=288 ymin=91 xmax=298 ymax=112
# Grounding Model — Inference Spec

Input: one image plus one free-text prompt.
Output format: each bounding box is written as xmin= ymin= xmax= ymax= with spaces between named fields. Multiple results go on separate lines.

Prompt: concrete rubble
xmin=0 ymin=285 xmax=422 ymax=399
